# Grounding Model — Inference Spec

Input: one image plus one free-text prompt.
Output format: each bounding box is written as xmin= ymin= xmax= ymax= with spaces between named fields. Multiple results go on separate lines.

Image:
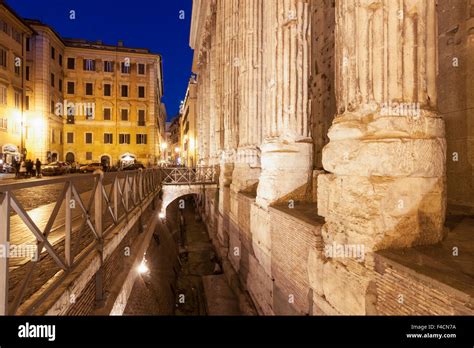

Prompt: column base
xmin=256 ymin=136 xmax=313 ymax=209
xmin=319 ymin=114 xmax=447 ymax=251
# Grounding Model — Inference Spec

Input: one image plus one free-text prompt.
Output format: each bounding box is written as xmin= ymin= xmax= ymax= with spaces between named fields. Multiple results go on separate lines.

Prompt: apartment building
xmin=0 ymin=1 xmax=33 ymax=166
xmin=179 ymin=77 xmax=197 ymax=167
xmin=0 ymin=2 xmax=166 ymax=168
xmin=60 ymin=38 xmax=164 ymax=167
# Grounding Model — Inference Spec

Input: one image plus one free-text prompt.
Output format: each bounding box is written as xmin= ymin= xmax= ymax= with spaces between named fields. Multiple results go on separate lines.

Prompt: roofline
xmin=24 ymin=19 xmax=162 ymax=58
xmin=0 ymin=1 xmax=35 ymax=35
xmin=25 ymin=19 xmax=64 ymax=44
xmin=64 ymin=39 xmax=162 ymax=57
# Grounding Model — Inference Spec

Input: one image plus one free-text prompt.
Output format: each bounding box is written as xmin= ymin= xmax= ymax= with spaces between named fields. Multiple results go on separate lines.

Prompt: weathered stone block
xmin=318 ymin=174 xmax=447 ymax=250
xmin=322 ymin=260 xmax=373 ymax=315
xmin=256 ymin=137 xmax=313 ymax=208
xmin=307 ymin=247 xmax=325 ymax=296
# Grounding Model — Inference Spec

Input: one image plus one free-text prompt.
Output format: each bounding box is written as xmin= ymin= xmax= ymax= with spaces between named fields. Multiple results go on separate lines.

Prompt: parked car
xmin=1 ymin=163 xmax=14 ymax=173
xmin=42 ymin=162 xmax=70 ymax=176
xmin=121 ymin=162 xmax=145 ymax=171
xmin=79 ymin=163 xmax=103 ymax=173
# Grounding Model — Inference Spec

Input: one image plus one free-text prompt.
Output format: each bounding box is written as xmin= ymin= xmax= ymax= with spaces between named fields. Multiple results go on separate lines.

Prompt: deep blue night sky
xmin=8 ymin=0 xmax=194 ymax=120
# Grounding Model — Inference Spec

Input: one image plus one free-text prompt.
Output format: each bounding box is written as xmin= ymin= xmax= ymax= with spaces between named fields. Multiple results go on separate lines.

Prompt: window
xmin=11 ymin=29 xmax=21 ymax=43
xmin=136 ymin=134 xmax=147 ymax=145
xmin=119 ymin=134 xmax=130 ymax=144
xmin=121 ymin=109 xmax=129 ymax=121
xmin=14 ymin=57 xmax=20 ymax=75
xmin=59 ymin=79 xmax=63 ymax=92
xmin=104 ymin=133 xmax=113 ymax=144
xmin=51 ymin=129 xmax=55 ymax=143
xmin=86 ymin=152 xmax=92 ymax=161
xmin=83 ymin=59 xmax=96 ymax=71
xmin=67 ymin=114 xmax=75 ymax=124
xmin=0 ymin=85 xmax=6 ymax=105
xmin=0 ymin=48 xmax=7 ymax=68
xmin=51 ymin=73 xmax=55 ymax=87
xmin=138 ymin=63 xmax=145 ymax=75
xmin=26 ymin=66 xmax=30 ymax=81
xmin=50 ymin=100 xmax=55 ymax=114
xmin=85 ymin=83 xmax=93 ymax=96
xmin=59 ymin=54 xmax=63 ymax=66
xmin=138 ymin=110 xmax=146 ymax=126
xmin=25 ymin=95 xmax=29 ymax=110
xmin=0 ymin=118 xmax=7 ymax=130
xmin=14 ymin=91 xmax=20 ymax=108
xmin=67 ymin=132 xmax=74 ymax=144
xmin=103 ymin=107 xmax=111 ymax=120
xmin=60 ymin=132 xmax=63 ymax=145
xmin=85 ymin=106 xmax=94 ymax=119
xmin=2 ymin=21 xmax=8 ymax=35
xmin=67 ymin=57 xmax=75 ymax=69
xmin=121 ymin=85 xmax=128 ymax=97
xmin=85 ymin=133 xmax=93 ymax=144
xmin=121 ymin=62 xmax=130 ymax=74
xmin=104 ymin=61 xmax=114 ymax=72
xmin=26 ymin=37 xmax=31 ymax=51
xmin=51 ymin=47 xmax=55 ymax=59
xmin=104 ymin=83 xmax=111 ymax=96
xmin=67 ymin=81 xmax=75 ymax=94
xmin=138 ymin=86 xmax=145 ymax=98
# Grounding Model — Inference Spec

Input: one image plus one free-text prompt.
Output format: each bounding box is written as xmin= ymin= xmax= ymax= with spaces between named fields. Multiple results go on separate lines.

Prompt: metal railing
xmin=0 ymin=169 xmax=160 ymax=315
xmin=160 ymin=166 xmax=217 ymax=185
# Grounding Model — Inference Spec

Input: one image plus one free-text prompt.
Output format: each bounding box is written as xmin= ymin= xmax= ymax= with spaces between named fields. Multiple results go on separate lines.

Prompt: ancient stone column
xmin=318 ymin=0 xmax=447 ymax=251
xmin=231 ymin=0 xmax=264 ymax=193
xmin=256 ymin=0 xmax=313 ymax=209
xmin=216 ymin=0 xmax=240 ymax=249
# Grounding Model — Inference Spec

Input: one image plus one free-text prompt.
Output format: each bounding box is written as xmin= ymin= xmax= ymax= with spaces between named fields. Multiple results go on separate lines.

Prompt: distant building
xmin=168 ymin=115 xmax=181 ymax=165
xmin=0 ymin=2 xmax=34 ymax=166
xmin=179 ymin=77 xmax=197 ymax=167
xmin=0 ymin=1 xmax=167 ymax=168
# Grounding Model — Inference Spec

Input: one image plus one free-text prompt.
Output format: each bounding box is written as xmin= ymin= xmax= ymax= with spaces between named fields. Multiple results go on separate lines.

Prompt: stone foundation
xmin=199 ymin=188 xmax=473 ymax=316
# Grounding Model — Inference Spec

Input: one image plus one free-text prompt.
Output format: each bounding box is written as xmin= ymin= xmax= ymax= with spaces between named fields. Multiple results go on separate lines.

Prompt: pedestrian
xmin=26 ymin=160 xmax=34 ymax=178
xmin=19 ymin=159 xmax=26 ymax=178
xmin=12 ymin=158 xmax=18 ymax=178
xmin=35 ymin=158 xmax=42 ymax=178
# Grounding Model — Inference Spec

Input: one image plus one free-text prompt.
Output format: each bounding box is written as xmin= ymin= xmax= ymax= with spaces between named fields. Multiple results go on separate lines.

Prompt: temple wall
xmin=189 ymin=0 xmax=473 ymax=316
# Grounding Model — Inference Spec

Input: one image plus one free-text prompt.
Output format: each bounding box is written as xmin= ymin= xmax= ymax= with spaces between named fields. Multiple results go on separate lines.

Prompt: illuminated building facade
xmin=0 ymin=4 xmax=166 ymax=168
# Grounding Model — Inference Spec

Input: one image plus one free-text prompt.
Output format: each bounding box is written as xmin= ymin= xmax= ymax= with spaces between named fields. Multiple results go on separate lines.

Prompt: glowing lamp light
xmin=13 ymin=110 xmax=21 ymax=121
xmin=175 ymin=147 xmax=180 ymax=154
xmin=137 ymin=258 xmax=149 ymax=274
xmin=159 ymin=212 xmax=166 ymax=220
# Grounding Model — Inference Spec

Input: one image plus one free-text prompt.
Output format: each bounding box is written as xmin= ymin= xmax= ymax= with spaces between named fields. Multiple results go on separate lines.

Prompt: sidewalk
xmin=0 ymin=173 xmax=15 ymax=181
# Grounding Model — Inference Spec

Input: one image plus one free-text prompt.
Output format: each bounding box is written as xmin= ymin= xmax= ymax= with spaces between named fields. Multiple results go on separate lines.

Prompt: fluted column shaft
xmin=318 ymin=0 xmax=447 ymax=251
xmin=256 ymin=0 xmax=313 ymax=208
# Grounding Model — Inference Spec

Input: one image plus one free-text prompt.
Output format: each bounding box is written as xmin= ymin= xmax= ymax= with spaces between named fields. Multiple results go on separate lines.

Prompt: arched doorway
xmin=51 ymin=153 xmax=58 ymax=162
xmin=66 ymin=152 xmax=75 ymax=163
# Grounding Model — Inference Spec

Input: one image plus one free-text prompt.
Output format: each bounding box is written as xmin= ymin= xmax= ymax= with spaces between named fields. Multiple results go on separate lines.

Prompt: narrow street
xmin=125 ymin=196 xmax=241 ymax=316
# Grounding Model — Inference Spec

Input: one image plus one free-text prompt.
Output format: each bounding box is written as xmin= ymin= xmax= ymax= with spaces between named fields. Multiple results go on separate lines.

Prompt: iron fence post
xmin=0 ymin=192 xmax=10 ymax=315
